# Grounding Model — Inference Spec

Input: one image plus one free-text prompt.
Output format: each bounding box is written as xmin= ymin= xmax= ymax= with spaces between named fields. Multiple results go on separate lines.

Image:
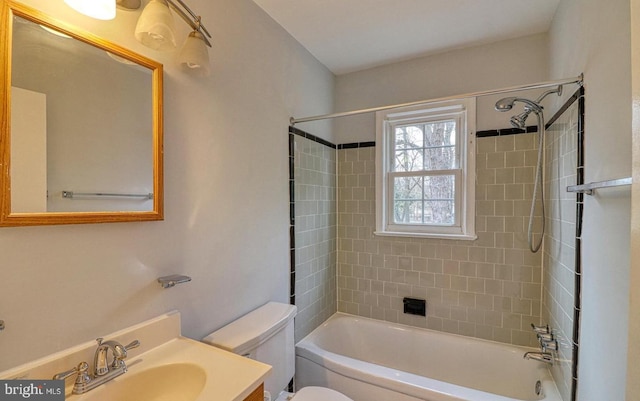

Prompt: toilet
xmin=202 ymin=302 xmax=352 ymax=401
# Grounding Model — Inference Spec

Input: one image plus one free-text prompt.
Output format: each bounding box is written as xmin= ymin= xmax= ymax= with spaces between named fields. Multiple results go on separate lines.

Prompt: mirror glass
xmin=1 ymin=2 xmax=163 ymax=226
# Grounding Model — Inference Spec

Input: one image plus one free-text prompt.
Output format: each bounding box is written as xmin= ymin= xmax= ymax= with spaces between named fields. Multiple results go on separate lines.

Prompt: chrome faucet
xmin=524 ymin=322 xmax=556 ymax=365
xmin=52 ymin=338 xmax=140 ymax=394
xmin=94 ymin=338 xmax=130 ymax=376
xmin=524 ymin=351 xmax=553 ymax=365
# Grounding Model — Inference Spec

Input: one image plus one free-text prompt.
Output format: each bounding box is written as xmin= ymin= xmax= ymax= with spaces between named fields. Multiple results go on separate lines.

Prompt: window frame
xmin=375 ymin=98 xmax=476 ymax=240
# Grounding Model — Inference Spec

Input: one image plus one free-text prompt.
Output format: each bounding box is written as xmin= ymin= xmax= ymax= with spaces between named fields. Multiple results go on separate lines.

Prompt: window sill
xmin=373 ymin=230 xmax=477 ymax=241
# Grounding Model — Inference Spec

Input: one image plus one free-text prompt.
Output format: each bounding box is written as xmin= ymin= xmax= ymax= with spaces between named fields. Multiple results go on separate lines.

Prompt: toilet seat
xmin=291 ymin=386 xmax=353 ymax=401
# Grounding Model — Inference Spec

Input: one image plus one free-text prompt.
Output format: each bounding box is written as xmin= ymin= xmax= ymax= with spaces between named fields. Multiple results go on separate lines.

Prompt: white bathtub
xmin=295 ymin=313 xmax=561 ymax=401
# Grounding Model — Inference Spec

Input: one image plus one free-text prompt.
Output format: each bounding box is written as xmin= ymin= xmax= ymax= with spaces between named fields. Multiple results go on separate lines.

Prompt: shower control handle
xmin=531 ymin=323 xmax=549 ymax=334
xmin=541 ymin=338 xmax=558 ymax=352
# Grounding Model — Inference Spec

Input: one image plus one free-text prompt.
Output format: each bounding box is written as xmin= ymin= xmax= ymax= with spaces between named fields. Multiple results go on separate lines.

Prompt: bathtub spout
xmin=523 ymin=351 xmax=553 ymax=365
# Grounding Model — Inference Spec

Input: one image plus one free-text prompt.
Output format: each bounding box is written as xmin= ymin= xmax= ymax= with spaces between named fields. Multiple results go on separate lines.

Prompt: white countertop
xmin=0 ymin=311 xmax=271 ymax=401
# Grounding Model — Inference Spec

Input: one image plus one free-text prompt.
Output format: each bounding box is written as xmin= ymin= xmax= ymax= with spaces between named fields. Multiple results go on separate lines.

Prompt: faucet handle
xmin=71 ymin=362 xmax=93 ymax=395
xmin=52 ymin=365 xmax=80 ymax=381
xmin=111 ymin=340 xmax=141 ymax=369
xmin=74 ymin=362 xmax=90 ymax=385
xmin=124 ymin=340 xmax=140 ymax=351
xmin=531 ymin=323 xmax=549 ymax=334
xmin=52 ymin=362 xmax=91 ymax=385
xmin=541 ymin=338 xmax=559 ymax=352
xmin=116 ymin=340 xmax=140 ymax=358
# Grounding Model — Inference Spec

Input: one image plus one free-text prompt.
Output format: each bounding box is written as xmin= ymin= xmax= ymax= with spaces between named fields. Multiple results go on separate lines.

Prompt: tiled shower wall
xmin=543 ymin=97 xmax=580 ymax=401
xmin=292 ymin=133 xmax=337 ymax=342
xmin=290 ymin=95 xmax=581 ymax=366
xmin=337 ymin=134 xmax=544 ymax=347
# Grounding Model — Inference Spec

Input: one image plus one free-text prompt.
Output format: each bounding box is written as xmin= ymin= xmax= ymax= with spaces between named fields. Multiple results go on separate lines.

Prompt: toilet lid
xmin=292 ymin=387 xmax=353 ymax=401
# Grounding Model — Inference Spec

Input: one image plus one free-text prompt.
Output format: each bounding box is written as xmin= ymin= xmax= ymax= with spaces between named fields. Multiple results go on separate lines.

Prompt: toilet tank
xmin=202 ymin=302 xmax=297 ymax=397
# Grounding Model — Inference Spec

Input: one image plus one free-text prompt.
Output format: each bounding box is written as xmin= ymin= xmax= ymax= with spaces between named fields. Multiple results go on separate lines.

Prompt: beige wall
xmin=0 ymin=0 xmax=334 ymax=371
xmin=549 ymin=0 xmax=632 ymax=400
xmin=543 ymin=100 xmax=580 ymax=401
xmin=293 ymin=135 xmax=337 ymax=342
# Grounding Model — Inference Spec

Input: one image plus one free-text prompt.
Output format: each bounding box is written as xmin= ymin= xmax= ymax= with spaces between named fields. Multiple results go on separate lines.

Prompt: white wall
xmin=331 ymin=34 xmax=549 ymax=145
xmin=549 ymin=1 xmax=631 ymax=400
xmin=628 ymin=0 xmax=640 ymax=399
xmin=0 ymin=0 xmax=334 ymax=371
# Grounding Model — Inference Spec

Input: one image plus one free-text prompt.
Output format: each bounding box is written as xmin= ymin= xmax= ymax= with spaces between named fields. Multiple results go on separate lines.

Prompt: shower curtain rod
xmin=289 ymin=73 xmax=583 ymax=126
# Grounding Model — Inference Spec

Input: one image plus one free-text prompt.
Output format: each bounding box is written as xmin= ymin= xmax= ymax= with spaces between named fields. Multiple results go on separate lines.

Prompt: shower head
xmin=495 ymin=85 xmax=563 ymax=130
xmin=494 ymin=97 xmax=543 ymax=113
xmin=494 ymin=97 xmax=518 ymax=112
xmin=495 ymin=97 xmax=543 ymax=130
xmin=510 ymin=111 xmax=530 ymax=129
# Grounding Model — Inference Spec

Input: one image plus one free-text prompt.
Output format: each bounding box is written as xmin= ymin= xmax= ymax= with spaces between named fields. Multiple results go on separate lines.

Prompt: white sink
xmin=76 ymin=362 xmax=207 ymax=401
xmin=68 ymin=336 xmax=270 ymax=401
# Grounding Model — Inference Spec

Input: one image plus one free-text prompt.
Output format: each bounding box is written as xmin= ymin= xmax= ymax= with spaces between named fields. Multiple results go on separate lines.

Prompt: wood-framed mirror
xmin=0 ymin=0 xmax=163 ymax=227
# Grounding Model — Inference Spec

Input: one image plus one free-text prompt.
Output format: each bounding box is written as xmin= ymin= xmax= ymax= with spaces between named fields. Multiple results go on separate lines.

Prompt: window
xmin=375 ymin=98 xmax=476 ymax=239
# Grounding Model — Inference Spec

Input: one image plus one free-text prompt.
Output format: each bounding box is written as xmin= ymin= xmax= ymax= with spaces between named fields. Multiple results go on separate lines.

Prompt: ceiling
xmin=252 ymin=0 xmax=561 ymax=75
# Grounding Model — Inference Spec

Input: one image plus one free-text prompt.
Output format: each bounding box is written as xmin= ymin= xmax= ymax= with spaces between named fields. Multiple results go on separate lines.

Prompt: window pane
xmin=393 ymin=200 xmax=423 ymax=224
xmin=424 ymin=175 xmax=455 ymax=199
xmin=394 ymin=149 xmax=424 ymax=172
xmin=424 ymin=120 xmax=456 ymax=147
xmin=392 ymin=175 xmax=455 ymax=225
xmin=394 ymin=176 xmax=422 ymax=200
xmin=424 ymin=146 xmax=456 ymax=170
xmin=393 ymin=176 xmax=422 ymax=223
xmin=395 ymin=125 xmax=423 ymax=149
xmin=394 ymin=120 xmax=458 ymax=172
xmin=424 ymin=175 xmax=455 ymax=225
xmin=424 ymin=201 xmax=455 ymax=225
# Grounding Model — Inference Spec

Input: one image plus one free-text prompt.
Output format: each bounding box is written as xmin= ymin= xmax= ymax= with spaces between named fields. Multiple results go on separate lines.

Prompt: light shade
xmin=178 ymin=31 xmax=210 ymax=76
xmin=64 ymin=0 xmax=116 ymax=20
xmin=134 ymin=0 xmax=176 ymax=51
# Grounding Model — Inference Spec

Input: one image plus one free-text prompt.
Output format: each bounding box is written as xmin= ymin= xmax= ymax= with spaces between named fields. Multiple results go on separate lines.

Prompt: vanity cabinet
xmin=243 ymin=383 xmax=265 ymax=401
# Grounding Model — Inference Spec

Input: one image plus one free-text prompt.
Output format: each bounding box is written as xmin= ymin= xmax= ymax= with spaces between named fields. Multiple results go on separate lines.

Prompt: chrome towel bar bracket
xmin=157 ymin=275 xmax=192 ymax=288
xmin=566 ymin=177 xmax=632 ymax=195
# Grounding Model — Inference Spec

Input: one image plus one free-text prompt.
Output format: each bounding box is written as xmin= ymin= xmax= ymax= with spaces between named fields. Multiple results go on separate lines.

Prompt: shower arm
xmin=534 ymin=85 xmax=563 ymax=104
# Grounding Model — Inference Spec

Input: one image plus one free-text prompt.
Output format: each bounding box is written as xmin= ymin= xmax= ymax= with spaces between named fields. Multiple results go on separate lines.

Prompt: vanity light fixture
xmin=134 ymin=0 xmax=176 ymax=50
xmin=64 ymin=0 xmax=213 ymax=76
xmin=177 ymin=18 xmax=210 ymax=76
xmin=135 ymin=0 xmax=213 ymax=76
